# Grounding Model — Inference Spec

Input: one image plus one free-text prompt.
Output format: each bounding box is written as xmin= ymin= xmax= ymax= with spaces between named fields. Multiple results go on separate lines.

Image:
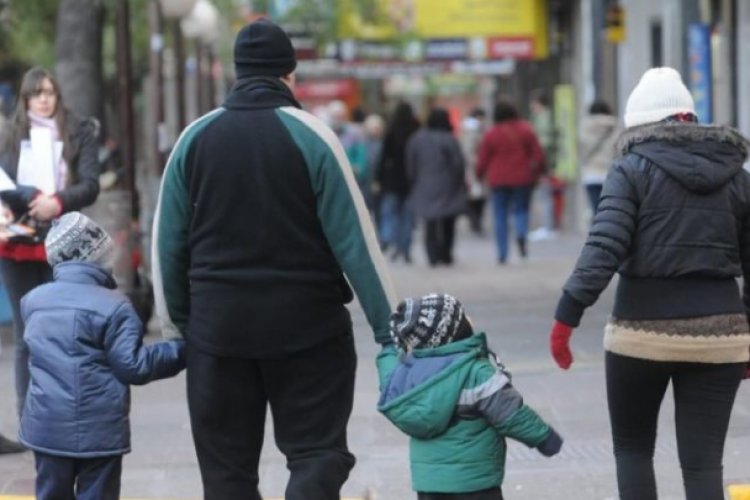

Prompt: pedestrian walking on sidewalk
xmin=406 ymin=108 xmax=467 ymax=266
xmin=151 ymin=18 xmax=396 ymax=500
xmin=0 ymin=66 xmax=101 ymax=424
xmin=376 ymin=101 xmax=420 ymax=263
xmin=378 ymin=294 xmax=562 ymax=499
xmin=549 ymin=67 xmax=750 ymax=500
xmin=19 ymin=212 xmax=185 ymax=500
xmin=477 ymin=100 xmax=545 ymax=264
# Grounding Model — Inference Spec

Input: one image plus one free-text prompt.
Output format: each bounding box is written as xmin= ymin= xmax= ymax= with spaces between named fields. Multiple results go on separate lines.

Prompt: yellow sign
xmin=728 ymin=485 xmax=750 ymax=500
xmin=415 ymin=0 xmax=540 ymax=37
xmin=337 ymin=0 xmax=548 ymax=58
xmin=554 ymin=84 xmax=578 ymax=182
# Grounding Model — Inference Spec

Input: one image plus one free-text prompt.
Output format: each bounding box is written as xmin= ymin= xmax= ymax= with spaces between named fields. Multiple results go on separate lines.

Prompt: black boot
xmin=517 ymin=237 xmax=527 ymax=259
xmin=0 ymin=433 xmax=25 ymax=454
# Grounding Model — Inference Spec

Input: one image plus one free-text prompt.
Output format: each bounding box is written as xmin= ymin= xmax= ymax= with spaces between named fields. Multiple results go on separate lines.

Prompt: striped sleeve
xmin=463 ymin=362 xmax=552 ymax=447
xmin=276 ymin=107 xmax=398 ymax=344
xmin=151 ymin=109 xmax=224 ymax=339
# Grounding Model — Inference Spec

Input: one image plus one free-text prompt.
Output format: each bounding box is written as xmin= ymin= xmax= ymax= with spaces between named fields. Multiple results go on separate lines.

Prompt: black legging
xmin=605 ymin=351 xmax=745 ymax=500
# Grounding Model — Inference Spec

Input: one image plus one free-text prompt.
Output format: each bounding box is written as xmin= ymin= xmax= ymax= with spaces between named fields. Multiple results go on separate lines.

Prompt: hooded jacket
xmin=151 ymin=77 xmax=396 ymax=355
xmin=19 ymin=262 xmax=185 ymax=457
xmin=556 ymin=122 xmax=750 ymax=363
xmin=377 ymin=334 xmax=561 ymax=493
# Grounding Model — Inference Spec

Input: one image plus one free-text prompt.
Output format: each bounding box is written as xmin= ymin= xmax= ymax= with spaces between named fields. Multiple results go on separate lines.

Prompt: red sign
xmin=487 ymin=37 xmax=535 ymax=59
xmin=294 ymin=79 xmax=358 ymax=100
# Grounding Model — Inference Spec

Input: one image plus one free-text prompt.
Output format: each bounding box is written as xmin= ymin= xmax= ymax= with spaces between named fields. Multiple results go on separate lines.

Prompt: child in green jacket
xmin=377 ymin=293 xmax=562 ymax=500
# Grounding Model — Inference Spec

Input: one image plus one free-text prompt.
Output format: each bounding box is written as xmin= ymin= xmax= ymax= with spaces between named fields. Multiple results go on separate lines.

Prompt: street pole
xmin=173 ymin=19 xmax=186 ymax=131
xmin=206 ymin=46 xmax=216 ymax=111
xmin=149 ymin=0 xmax=167 ymax=174
xmin=115 ymin=0 xmax=137 ymax=219
xmin=194 ymin=39 xmax=205 ymax=115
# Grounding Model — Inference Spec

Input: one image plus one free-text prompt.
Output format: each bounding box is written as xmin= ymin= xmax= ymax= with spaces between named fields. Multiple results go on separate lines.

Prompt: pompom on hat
xmin=624 ymin=67 xmax=696 ymax=128
xmin=233 ymin=18 xmax=297 ymax=79
xmin=45 ymin=212 xmax=114 ymax=268
xmin=390 ymin=294 xmax=473 ymax=351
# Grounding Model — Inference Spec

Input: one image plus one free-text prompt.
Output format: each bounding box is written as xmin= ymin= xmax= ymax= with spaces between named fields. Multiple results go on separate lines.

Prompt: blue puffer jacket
xmin=19 ymin=261 xmax=185 ymax=458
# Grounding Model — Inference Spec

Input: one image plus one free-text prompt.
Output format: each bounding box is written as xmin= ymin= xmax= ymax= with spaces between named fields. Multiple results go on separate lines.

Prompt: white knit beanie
xmin=624 ymin=67 xmax=695 ymax=128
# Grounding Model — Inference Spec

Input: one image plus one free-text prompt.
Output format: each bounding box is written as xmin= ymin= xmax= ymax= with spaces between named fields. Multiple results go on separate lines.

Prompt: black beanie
xmin=234 ymin=18 xmax=297 ymax=79
xmin=390 ymin=294 xmax=473 ymax=351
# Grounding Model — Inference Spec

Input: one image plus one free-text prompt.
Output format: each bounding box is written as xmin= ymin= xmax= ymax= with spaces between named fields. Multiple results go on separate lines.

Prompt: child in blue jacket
xmin=377 ymin=294 xmax=562 ymax=500
xmin=18 ymin=212 xmax=185 ymax=500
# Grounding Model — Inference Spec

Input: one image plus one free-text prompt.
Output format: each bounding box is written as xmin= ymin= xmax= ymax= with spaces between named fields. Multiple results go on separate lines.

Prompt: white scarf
xmin=27 ymin=111 xmax=68 ymax=190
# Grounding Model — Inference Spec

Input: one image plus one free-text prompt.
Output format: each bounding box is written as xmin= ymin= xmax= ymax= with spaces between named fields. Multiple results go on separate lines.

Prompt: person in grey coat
xmin=406 ymin=108 xmax=467 ymax=266
xmin=20 ymin=212 xmax=185 ymax=500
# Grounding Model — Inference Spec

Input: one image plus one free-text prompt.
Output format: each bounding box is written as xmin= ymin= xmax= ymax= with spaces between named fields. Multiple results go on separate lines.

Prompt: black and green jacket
xmin=151 ymin=77 xmax=397 ymax=356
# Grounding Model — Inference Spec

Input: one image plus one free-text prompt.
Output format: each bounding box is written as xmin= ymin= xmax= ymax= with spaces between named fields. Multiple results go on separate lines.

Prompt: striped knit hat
xmin=390 ymin=294 xmax=473 ymax=351
xmin=45 ymin=212 xmax=114 ymax=268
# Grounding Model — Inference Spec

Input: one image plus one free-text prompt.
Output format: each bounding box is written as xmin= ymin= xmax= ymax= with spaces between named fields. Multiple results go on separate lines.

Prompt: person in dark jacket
xmin=0 ymin=67 xmax=100 ymax=451
xmin=549 ymin=67 xmax=750 ymax=500
xmin=477 ymin=100 xmax=545 ymax=264
xmin=19 ymin=212 xmax=185 ymax=500
xmin=151 ymin=18 xmax=396 ymax=500
xmin=376 ymin=101 xmax=420 ymax=262
xmin=406 ymin=108 xmax=467 ymax=266
xmin=378 ymin=294 xmax=562 ymax=499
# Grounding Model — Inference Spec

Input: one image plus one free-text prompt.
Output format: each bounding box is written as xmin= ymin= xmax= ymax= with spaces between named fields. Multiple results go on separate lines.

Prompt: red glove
xmin=745 ymin=364 xmax=750 ymax=380
xmin=550 ymin=321 xmax=574 ymax=370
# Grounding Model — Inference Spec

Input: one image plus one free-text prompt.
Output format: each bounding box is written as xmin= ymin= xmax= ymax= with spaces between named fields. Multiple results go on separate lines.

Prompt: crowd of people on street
xmin=0 ymin=16 xmax=748 ymax=500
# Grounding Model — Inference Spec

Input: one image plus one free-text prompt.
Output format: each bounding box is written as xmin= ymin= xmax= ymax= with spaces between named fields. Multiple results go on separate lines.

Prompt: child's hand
xmin=537 ymin=427 xmax=563 ymax=457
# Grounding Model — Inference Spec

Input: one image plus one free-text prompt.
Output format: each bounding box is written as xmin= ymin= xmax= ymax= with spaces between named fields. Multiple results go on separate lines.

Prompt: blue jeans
xmin=35 ymin=452 xmax=122 ymax=500
xmin=0 ymin=258 xmax=53 ymax=417
xmin=585 ymin=183 xmax=603 ymax=214
xmin=491 ymin=186 xmax=532 ymax=262
xmin=378 ymin=192 xmax=414 ymax=258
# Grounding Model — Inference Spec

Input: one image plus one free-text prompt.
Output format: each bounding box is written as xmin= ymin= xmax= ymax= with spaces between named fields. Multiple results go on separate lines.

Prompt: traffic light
xmin=606 ymin=4 xmax=626 ymax=43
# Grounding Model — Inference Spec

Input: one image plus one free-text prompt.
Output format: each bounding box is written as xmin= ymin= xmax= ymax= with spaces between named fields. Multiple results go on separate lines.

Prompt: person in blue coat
xmin=18 ymin=212 xmax=185 ymax=500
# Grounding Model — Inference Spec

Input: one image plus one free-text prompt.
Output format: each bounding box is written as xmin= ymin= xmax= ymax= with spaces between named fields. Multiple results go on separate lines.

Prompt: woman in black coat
xmin=0 ymin=67 xmax=100 ymax=446
xmin=550 ymin=67 xmax=750 ymax=500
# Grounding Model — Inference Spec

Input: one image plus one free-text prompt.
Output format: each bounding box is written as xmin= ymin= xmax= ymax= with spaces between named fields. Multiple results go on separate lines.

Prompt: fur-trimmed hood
xmin=615 ymin=122 xmax=750 ymax=193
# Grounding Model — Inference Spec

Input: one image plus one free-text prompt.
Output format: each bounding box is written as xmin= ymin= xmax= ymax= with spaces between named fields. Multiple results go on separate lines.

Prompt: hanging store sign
xmin=688 ymin=23 xmax=713 ymax=123
xmin=424 ymin=39 xmax=468 ymax=60
xmin=337 ymin=0 xmax=548 ymax=59
xmin=487 ymin=37 xmax=535 ymax=59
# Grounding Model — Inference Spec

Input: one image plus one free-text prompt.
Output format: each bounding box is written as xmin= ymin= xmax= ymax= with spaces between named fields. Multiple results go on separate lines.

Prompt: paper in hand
xmin=17 ymin=128 xmax=59 ymax=194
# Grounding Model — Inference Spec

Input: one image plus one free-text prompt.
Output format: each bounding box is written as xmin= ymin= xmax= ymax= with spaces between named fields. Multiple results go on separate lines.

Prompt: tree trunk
xmin=54 ymin=0 xmax=104 ymax=120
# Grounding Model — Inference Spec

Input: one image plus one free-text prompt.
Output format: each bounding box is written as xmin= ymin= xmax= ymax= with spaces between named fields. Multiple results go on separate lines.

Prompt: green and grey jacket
xmin=377 ymin=333 xmax=562 ymax=493
xmin=151 ymin=77 xmax=396 ymax=356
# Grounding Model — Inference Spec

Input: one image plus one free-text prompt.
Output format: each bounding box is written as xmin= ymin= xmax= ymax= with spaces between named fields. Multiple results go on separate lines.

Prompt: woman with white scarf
xmin=0 ymin=67 xmax=100 ymax=453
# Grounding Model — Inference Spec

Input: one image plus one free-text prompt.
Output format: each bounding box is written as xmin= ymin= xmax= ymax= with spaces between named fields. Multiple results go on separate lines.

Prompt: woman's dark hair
xmin=385 ymin=101 xmax=420 ymax=149
xmin=426 ymin=107 xmax=452 ymax=132
xmin=589 ymin=100 xmax=612 ymax=115
xmin=530 ymin=89 xmax=550 ymax=107
xmin=493 ymin=100 xmax=519 ymax=123
xmin=4 ymin=66 xmax=75 ymax=164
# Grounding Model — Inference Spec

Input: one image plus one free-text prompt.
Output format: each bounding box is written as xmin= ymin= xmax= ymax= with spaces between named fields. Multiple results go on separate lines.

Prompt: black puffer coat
xmin=557 ymin=122 xmax=750 ymax=327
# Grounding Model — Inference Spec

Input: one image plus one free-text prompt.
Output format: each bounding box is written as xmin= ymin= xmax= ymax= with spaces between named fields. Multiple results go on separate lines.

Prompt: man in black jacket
xmin=152 ymin=18 xmax=397 ymax=500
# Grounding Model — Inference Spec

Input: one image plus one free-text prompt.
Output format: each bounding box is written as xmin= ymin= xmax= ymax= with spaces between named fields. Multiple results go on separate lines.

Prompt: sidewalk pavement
xmin=1 ymin=222 xmax=749 ymax=499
